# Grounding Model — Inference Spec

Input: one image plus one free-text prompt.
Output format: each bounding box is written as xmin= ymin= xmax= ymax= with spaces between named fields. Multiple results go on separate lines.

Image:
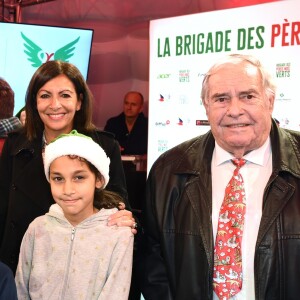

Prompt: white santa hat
xmin=44 ymin=130 xmax=110 ymax=188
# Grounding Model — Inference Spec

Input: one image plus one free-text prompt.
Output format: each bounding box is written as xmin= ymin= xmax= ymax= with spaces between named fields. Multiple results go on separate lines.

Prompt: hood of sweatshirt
xmin=46 ymin=203 xmax=118 ymax=228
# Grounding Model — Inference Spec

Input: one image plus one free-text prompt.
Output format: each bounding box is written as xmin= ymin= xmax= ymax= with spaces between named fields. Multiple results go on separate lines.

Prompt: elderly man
xmin=141 ymin=54 xmax=300 ymax=299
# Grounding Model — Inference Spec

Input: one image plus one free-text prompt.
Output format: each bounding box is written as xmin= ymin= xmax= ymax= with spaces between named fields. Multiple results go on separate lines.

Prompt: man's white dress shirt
xmin=212 ymin=138 xmax=272 ymax=299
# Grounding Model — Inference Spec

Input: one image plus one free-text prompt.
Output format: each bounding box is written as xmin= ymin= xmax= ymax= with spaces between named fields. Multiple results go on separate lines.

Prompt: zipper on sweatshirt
xmin=61 ymin=227 xmax=76 ymax=299
xmin=71 ymin=228 xmax=76 ymax=241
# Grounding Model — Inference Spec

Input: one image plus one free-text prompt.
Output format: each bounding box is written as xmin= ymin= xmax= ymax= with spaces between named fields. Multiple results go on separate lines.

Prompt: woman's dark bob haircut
xmin=24 ymin=60 xmax=95 ymax=141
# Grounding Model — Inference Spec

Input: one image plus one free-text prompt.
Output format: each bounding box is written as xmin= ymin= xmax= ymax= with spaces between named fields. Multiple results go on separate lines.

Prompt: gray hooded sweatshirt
xmin=15 ymin=204 xmax=134 ymax=300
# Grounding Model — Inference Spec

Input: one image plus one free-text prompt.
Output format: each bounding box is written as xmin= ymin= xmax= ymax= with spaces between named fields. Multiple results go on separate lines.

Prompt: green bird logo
xmin=21 ymin=32 xmax=80 ymax=67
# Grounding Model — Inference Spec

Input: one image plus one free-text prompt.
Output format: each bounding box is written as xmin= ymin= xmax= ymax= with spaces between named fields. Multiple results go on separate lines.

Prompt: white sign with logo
xmin=148 ymin=0 xmax=300 ymax=171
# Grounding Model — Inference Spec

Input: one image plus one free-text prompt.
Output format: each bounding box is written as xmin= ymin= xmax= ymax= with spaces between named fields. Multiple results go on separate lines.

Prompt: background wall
xmin=1 ymin=0 xmax=281 ymax=128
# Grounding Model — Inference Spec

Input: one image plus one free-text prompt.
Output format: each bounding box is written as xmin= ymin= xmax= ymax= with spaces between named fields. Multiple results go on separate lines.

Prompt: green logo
xmin=21 ymin=32 xmax=80 ymax=67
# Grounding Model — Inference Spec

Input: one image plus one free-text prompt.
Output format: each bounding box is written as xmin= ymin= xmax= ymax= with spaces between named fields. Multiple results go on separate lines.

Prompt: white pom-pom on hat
xmin=44 ymin=130 xmax=110 ymax=188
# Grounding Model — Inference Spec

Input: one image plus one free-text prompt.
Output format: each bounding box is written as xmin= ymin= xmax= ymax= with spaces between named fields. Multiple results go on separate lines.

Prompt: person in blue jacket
xmin=0 ymin=261 xmax=17 ymax=300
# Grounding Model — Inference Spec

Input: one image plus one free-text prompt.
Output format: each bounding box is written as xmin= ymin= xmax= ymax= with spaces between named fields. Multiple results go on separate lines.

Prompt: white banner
xmin=148 ymin=0 xmax=300 ymax=171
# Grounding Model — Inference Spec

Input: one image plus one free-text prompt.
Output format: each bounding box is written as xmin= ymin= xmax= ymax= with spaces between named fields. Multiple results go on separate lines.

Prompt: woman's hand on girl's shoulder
xmin=108 ymin=205 xmax=137 ymax=234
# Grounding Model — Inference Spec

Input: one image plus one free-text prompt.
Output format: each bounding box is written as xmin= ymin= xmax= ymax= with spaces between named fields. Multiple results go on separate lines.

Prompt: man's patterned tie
xmin=213 ymin=158 xmax=246 ymax=300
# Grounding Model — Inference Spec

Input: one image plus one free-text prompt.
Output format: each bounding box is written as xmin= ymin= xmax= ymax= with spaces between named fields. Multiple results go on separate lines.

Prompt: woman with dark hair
xmin=0 ymin=60 xmax=136 ymax=274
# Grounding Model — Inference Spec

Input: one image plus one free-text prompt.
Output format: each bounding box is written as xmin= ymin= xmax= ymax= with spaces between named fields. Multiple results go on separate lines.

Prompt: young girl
xmin=15 ymin=130 xmax=134 ymax=300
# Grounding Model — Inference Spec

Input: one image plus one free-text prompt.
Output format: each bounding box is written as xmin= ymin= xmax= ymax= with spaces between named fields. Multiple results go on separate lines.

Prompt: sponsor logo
xmin=178 ymin=118 xmax=183 ymax=125
xmin=275 ymin=62 xmax=290 ymax=78
xmin=21 ymin=32 xmax=80 ymax=67
xmin=157 ymin=139 xmax=168 ymax=153
xmin=159 ymin=94 xmax=164 ymax=102
xmin=196 ymin=120 xmax=210 ymax=126
xmin=157 ymin=73 xmax=171 ymax=79
xmin=275 ymin=92 xmax=291 ymax=102
xmin=198 ymin=72 xmax=206 ymax=77
xmin=155 ymin=120 xmax=171 ymax=127
xmin=158 ymin=93 xmax=171 ymax=102
xmin=178 ymin=95 xmax=188 ymax=105
xmin=179 ymin=69 xmax=190 ymax=82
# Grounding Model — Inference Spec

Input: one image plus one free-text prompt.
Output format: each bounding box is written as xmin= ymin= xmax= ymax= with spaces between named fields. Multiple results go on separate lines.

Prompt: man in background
xmin=104 ymin=91 xmax=148 ymax=155
xmin=105 ymin=91 xmax=148 ymax=299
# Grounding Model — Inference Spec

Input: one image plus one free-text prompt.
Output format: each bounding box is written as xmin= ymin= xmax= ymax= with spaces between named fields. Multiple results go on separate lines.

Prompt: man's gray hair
xmin=201 ymin=54 xmax=276 ymax=104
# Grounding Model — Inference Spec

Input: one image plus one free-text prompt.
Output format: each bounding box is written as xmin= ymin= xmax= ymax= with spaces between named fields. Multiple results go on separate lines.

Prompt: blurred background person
xmin=105 ymin=90 xmax=148 ymax=300
xmin=15 ymin=107 xmax=26 ymax=126
xmin=104 ymin=91 xmax=148 ymax=155
xmin=0 ymin=78 xmax=22 ymax=155
xmin=0 ymin=261 xmax=17 ymax=299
